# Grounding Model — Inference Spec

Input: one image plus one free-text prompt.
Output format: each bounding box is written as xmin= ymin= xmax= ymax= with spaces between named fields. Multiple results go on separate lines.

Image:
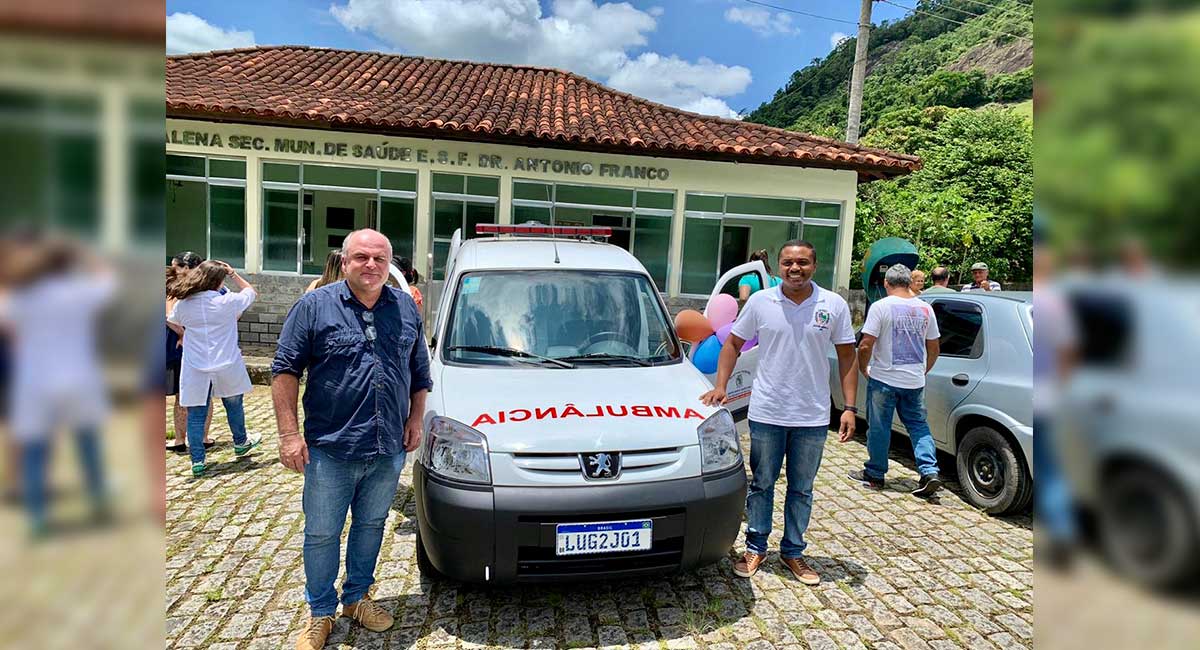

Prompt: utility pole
xmin=845 ymin=0 xmax=874 ymax=144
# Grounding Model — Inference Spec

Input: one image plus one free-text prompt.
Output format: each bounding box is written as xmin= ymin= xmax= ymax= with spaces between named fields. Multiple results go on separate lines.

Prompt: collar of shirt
xmin=767 ymin=282 xmax=824 ymax=307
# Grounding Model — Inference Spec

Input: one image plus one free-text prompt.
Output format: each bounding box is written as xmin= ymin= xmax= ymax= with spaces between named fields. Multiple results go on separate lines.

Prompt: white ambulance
xmin=414 ymin=223 xmax=751 ymax=583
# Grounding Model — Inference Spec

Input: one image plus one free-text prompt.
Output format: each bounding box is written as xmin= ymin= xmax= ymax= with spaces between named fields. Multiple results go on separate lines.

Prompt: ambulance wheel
xmin=416 ymin=531 xmax=443 ymax=580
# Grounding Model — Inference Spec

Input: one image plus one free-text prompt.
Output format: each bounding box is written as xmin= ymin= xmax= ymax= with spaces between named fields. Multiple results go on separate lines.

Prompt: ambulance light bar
xmin=476 ymin=223 xmax=612 ymax=237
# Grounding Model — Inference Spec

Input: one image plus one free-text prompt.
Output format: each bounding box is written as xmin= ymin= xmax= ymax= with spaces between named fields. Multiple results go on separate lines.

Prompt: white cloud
xmin=329 ymin=0 xmax=751 ymax=118
xmin=166 ymin=13 xmax=255 ymax=54
xmin=830 ymin=31 xmax=850 ymax=49
xmin=723 ymin=6 xmax=798 ymax=37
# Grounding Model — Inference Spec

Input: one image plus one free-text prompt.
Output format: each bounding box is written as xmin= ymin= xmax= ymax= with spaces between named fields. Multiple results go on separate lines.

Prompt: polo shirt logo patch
xmin=812 ymin=308 xmax=832 ymax=330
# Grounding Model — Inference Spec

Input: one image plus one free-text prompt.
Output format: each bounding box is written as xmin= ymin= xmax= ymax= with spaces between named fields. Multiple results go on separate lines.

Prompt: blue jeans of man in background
xmin=21 ymin=427 xmax=107 ymax=534
xmin=1033 ymin=417 xmax=1076 ymax=543
xmin=303 ymin=446 xmax=407 ymax=617
xmin=186 ymin=394 xmax=248 ymax=466
xmin=745 ymin=421 xmax=827 ymax=559
xmin=864 ymin=377 xmax=939 ymax=480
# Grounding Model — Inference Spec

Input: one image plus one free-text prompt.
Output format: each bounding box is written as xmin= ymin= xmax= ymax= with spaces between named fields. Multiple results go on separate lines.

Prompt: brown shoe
xmin=732 ymin=551 xmax=767 ymax=578
xmin=295 ymin=615 xmax=334 ymax=650
xmin=782 ymin=556 xmax=821 ymax=585
xmin=341 ymin=595 xmax=394 ymax=632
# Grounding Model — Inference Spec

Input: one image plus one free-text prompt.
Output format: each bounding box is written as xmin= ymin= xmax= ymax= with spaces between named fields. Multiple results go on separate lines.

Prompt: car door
xmin=692 ymin=261 xmax=769 ymax=413
xmin=922 ymin=297 xmax=989 ymax=447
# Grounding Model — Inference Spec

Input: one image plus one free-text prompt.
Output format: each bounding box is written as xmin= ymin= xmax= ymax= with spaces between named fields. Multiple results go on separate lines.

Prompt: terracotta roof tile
xmin=167 ymin=46 xmax=920 ymax=181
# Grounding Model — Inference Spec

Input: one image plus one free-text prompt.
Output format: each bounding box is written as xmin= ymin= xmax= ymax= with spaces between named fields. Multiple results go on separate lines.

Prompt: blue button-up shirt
xmin=271 ymin=281 xmax=433 ymax=461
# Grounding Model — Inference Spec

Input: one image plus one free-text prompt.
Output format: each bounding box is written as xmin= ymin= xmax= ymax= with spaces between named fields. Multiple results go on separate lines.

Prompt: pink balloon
xmin=715 ymin=323 xmax=734 ymax=344
xmin=705 ymin=293 xmax=739 ymax=330
xmin=741 ymin=336 xmax=758 ymax=352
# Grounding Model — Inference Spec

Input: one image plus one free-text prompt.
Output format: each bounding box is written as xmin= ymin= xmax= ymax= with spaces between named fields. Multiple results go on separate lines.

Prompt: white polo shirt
xmin=730 ymin=283 xmax=855 ymax=427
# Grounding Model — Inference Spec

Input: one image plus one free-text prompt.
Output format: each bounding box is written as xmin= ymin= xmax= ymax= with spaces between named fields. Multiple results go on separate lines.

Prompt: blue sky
xmin=166 ymin=0 xmax=910 ymax=118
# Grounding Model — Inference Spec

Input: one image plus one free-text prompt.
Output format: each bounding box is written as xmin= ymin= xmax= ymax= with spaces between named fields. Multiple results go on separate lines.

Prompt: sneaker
xmin=848 ymin=469 xmax=884 ymax=490
xmin=341 ymin=595 xmax=394 ymax=632
xmin=782 ymin=556 xmax=821 ymax=585
xmin=912 ymin=473 xmax=943 ymax=498
xmin=234 ymin=431 xmax=263 ymax=458
xmin=191 ymin=463 xmax=206 ymax=477
xmin=732 ymin=551 xmax=767 ymax=578
xmin=295 ymin=615 xmax=335 ymax=650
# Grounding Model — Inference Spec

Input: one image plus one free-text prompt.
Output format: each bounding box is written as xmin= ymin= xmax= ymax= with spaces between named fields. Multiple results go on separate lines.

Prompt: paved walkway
xmin=166 ymin=386 xmax=1032 ymax=649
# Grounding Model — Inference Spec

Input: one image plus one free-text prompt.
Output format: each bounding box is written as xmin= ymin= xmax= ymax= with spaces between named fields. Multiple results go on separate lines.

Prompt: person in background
xmin=962 ymin=262 xmax=1002 ymax=292
xmin=923 ymin=266 xmax=956 ymax=294
xmin=393 ymin=256 xmax=423 ymax=311
xmin=168 ymin=261 xmax=261 ymax=477
xmin=849 ymin=264 xmax=943 ymax=497
xmin=910 ymin=269 xmax=926 ymax=295
xmin=167 ymin=252 xmax=213 ymax=452
xmin=738 ymin=249 xmax=782 ymax=303
xmin=306 ymin=249 xmax=344 ymax=293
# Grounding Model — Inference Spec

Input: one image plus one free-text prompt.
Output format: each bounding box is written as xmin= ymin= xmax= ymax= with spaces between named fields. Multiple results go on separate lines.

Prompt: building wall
xmin=166 ymin=118 xmax=860 ymax=294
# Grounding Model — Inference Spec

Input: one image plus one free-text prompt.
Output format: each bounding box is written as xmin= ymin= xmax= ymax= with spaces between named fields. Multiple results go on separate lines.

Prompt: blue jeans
xmin=745 ymin=421 xmax=827 ymax=559
xmin=187 ymin=394 xmax=248 ymax=465
xmin=303 ymin=446 xmax=407 ymax=617
xmin=1034 ymin=417 xmax=1076 ymax=542
xmin=21 ymin=428 xmax=106 ymax=530
xmin=864 ymin=377 xmax=939 ymax=480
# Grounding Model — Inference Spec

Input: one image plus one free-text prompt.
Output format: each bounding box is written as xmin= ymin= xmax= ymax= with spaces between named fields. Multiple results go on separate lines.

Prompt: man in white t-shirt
xmin=851 ymin=264 xmax=943 ymax=497
xmin=700 ymin=240 xmax=858 ymax=585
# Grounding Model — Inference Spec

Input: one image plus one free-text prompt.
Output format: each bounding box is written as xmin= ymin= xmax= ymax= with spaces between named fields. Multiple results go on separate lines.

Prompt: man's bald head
xmin=341 ymin=229 xmax=393 ymax=299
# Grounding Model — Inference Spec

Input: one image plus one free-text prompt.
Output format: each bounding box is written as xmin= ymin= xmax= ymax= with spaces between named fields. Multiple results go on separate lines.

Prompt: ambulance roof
xmin=452 ymin=237 xmax=648 ymax=274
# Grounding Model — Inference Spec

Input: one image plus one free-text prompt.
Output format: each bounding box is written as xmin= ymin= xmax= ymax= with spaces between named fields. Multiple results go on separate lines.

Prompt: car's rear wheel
xmin=956 ymin=426 xmax=1030 ymax=515
xmin=416 ymin=530 xmax=444 ymax=580
xmin=1100 ymin=466 xmax=1200 ymax=589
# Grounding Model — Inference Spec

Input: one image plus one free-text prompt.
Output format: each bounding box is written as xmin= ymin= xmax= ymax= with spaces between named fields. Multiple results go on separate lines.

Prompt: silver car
xmin=830 ymin=291 xmax=1033 ymax=515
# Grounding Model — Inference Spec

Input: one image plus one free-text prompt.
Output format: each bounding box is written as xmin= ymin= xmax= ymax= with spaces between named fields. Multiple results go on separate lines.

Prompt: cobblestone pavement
xmin=166 ymin=386 xmax=1032 ymax=650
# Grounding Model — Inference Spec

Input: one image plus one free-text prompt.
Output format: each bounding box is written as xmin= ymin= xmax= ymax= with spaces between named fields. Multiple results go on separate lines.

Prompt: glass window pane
xmin=513 ymin=181 xmax=552 ymax=202
xmin=636 ymin=191 xmax=674 ymax=210
xmin=55 ymin=134 xmax=100 ymax=238
xmin=554 ymin=183 xmax=633 ymax=208
xmin=466 ymin=175 xmax=500 ymax=197
xmin=263 ymin=189 xmax=299 ymax=271
xmin=685 ymin=193 xmax=723 ymax=213
xmin=553 ymin=205 xmax=594 ymax=226
xmin=209 ymin=158 xmax=246 ymax=180
xmin=303 ymin=164 xmax=376 ymax=188
xmin=166 ymin=179 xmax=207 ymax=264
xmin=514 ymin=204 xmax=552 ymax=225
xmin=264 ymin=163 xmax=299 ymax=183
xmin=132 ymin=139 xmax=164 ymax=247
xmin=209 ymin=185 xmax=245 ymax=268
xmin=803 ymin=223 xmax=838 ymax=288
xmin=682 ymin=217 xmax=721 ymax=294
xmin=465 ymin=202 xmax=496 ymax=239
xmin=432 ymin=172 xmax=464 ymax=194
xmin=381 ymin=171 xmax=416 ymax=191
xmin=434 ymin=199 xmax=463 ymax=239
xmin=633 ymin=214 xmax=671 ymax=291
xmin=166 ymin=154 xmax=205 ymax=177
xmin=933 ymin=301 xmax=984 ymax=358
xmin=726 ymin=195 xmax=801 ymax=218
xmin=380 ymin=197 xmax=416 ymax=261
xmin=804 ymin=201 xmax=842 ymax=220
xmin=432 ymin=241 xmax=451 ymax=281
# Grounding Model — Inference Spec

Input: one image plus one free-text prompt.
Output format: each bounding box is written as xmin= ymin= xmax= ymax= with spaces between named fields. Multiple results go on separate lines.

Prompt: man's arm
xmin=925 ymin=338 xmax=940 ymax=373
xmin=835 ymin=342 xmax=859 ymax=442
xmin=272 ymin=373 xmax=308 ymax=471
xmin=405 ymin=389 xmax=429 ymax=452
xmin=857 ymin=334 xmax=876 ymax=378
xmin=699 ymin=335 xmax=746 ymax=406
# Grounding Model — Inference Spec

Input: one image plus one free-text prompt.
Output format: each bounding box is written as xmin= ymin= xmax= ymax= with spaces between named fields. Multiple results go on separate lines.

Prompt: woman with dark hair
xmin=167 ymin=261 xmax=260 ymax=477
xmin=305 ymin=249 xmax=344 ymax=293
xmin=392 ymin=255 xmax=423 ymax=310
xmin=738 ymin=249 xmax=782 ymax=302
xmin=171 ymin=251 xmax=203 ymax=270
xmin=166 ymin=254 xmax=213 ymax=452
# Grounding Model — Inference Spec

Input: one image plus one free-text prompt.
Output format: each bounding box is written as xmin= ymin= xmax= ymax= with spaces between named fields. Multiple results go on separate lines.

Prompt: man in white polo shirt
xmin=701 ymin=240 xmax=859 ymax=585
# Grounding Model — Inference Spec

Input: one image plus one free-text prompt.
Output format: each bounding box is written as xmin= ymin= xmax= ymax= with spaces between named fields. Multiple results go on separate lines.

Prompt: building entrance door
xmin=720 ymin=225 xmax=751 ymax=276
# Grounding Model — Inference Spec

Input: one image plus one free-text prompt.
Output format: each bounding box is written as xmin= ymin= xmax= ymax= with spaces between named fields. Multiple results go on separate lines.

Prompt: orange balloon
xmin=675 ymin=309 xmax=715 ymax=344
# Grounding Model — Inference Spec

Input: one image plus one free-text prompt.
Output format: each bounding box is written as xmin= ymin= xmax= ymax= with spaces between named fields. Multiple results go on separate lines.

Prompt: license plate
xmin=555 ymin=519 xmax=653 ymax=556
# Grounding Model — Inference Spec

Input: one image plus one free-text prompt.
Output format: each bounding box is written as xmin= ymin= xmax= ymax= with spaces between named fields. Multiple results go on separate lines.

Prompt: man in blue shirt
xmin=271 ymin=229 xmax=432 ymax=650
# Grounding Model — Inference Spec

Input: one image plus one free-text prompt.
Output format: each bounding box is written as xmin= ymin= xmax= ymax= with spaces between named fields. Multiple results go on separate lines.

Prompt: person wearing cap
xmin=962 ymin=262 xmax=1001 ymax=292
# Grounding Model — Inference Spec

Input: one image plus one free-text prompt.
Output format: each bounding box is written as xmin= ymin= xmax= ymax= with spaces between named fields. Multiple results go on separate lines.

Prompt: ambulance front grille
xmin=511 ymin=447 xmax=681 ymax=475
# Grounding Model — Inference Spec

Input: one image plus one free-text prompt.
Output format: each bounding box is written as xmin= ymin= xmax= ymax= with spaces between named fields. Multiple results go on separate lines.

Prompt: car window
xmin=932 ymin=300 xmax=984 ymax=358
xmin=1068 ymin=293 xmax=1132 ymax=367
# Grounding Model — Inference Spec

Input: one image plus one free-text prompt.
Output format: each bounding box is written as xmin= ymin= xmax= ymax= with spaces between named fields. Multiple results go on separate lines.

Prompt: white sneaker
xmin=234 ymin=431 xmax=263 ymax=457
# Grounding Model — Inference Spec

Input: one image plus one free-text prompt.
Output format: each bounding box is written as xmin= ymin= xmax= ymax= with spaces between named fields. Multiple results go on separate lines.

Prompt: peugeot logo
xmin=580 ymin=452 xmax=621 ymax=480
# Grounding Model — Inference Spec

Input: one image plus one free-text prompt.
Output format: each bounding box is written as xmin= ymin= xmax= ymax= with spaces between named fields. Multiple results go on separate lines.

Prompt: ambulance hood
xmin=435 ymin=362 xmax=720 ymax=454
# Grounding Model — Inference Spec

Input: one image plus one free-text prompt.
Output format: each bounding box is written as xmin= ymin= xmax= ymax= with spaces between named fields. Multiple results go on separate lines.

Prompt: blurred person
xmin=962 ymin=262 xmax=1002 ymax=292
xmin=167 ymin=261 xmax=261 ymax=477
xmin=166 ymin=253 xmax=214 ymax=451
xmin=1 ymin=238 xmax=115 ymax=537
xmin=923 ymin=266 xmax=956 ymax=294
xmin=271 ymin=229 xmax=430 ymax=650
xmin=1118 ymin=237 xmax=1161 ymax=280
xmin=392 ymin=255 xmax=423 ymax=310
xmin=738 ymin=249 xmax=782 ymax=302
xmin=910 ymin=269 xmax=926 ymax=294
xmin=849 ymin=264 xmax=943 ymax=497
xmin=700 ymin=240 xmax=858 ymax=585
xmin=306 ymin=249 xmax=343 ymax=293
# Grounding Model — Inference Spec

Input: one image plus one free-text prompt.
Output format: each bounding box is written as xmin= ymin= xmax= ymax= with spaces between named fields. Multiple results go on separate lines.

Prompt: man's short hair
xmin=778 ymin=239 xmax=817 ymax=262
xmin=930 ymin=266 xmax=950 ymax=283
xmin=884 ymin=263 xmax=912 ymax=287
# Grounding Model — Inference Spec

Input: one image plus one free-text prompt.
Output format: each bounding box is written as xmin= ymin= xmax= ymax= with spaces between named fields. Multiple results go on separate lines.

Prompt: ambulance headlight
xmin=698 ymin=409 xmax=741 ymax=474
xmin=426 ymin=417 xmax=491 ymax=484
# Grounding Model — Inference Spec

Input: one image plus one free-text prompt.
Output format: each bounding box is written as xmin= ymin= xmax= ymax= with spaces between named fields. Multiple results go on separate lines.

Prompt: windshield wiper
xmin=556 ymin=353 xmax=654 ymax=367
xmin=446 ymin=345 xmax=575 ymax=369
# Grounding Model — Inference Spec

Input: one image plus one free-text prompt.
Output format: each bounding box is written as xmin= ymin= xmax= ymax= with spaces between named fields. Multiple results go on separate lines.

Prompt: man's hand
xmin=403 ymin=415 xmax=423 ymax=452
xmin=837 ymin=410 xmax=857 ymax=443
xmin=699 ymin=386 xmax=727 ymax=407
xmin=279 ymin=433 xmax=309 ymax=472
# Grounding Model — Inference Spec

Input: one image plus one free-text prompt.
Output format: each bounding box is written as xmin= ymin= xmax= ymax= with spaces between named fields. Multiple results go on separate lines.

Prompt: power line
xmin=877 ymin=0 xmax=1032 ymax=42
xmin=740 ymin=0 xmax=863 ymax=28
